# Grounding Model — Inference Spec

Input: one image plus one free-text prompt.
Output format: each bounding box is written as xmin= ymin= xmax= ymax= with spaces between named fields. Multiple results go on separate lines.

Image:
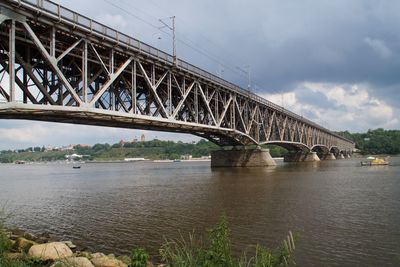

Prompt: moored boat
xmin=361 ymin=157 xmax=389 ymax=166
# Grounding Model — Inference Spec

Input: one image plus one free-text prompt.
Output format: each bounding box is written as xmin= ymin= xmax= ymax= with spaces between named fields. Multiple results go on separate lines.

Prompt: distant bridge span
xmin=0 ymin=0 xmax=354 ymax=163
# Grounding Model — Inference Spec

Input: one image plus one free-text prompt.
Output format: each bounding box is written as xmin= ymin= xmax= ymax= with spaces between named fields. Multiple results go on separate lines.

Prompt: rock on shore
xmin=91 ymin=256 xmax=128 ymax=267
xmin=28 ymin=242 xmax=73 ymax=260
xmin=5 ymin=228 xmax=160 ymax=267
xmin=52 ymin=257 xmax=95 ymax=267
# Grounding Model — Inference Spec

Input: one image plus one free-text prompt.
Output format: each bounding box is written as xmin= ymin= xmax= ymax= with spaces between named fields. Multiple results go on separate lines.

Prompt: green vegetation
xmin=159 ymin=215 xmax=296 ymax=267
xmin=75 ymin=139 xmax=219 ymax=161
xmin=266 ymin=145 xmax=288 ymax=158
xmin=0 ymin=139 xmax=289 ymax=163
xmin=338 ymin=128 xmax=400 ymax=155
xmin=0 ymin=128 xmax=398 ymax=163
xmin=0 ymin=209 xmax=27 ymax=267
xmin=0 ymin=150 xmax=68 ymax=163
xmin=130 ymin=248 xmax=149 ymax=267
xmin=0 ymin=139 xmax=218 ymax=163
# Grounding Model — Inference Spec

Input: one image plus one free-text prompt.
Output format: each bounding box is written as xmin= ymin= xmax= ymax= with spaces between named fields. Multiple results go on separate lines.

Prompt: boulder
xmin=91 ymin=252 xmax=106 ymax=258
xmin=28 ymin=242 xmax=73 ymax=260
xmin=51 ymin=257 xmax=95 ymax=267
xmin=23 ymin=232 xmax=37 ymax=241
xmin=91 ymin=256 xmax=128 ymax=267
xmin=62 ymin=240 xmax=77 ymax=249
xmin=13 ymin=237 xmax=37 ymax=252
xmin=116 ymin=255 xmax=131 ymax=266
xmin=77 ymin=251 xmax=92 ymax=259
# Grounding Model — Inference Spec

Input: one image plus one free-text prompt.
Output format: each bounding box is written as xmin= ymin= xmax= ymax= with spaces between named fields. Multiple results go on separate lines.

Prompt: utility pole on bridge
xmin=159 ymin=16 xmax=176 ymax=65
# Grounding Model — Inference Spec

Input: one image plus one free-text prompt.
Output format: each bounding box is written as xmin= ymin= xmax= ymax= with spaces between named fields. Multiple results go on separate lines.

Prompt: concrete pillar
xmin=303 ymin=152 xmax=321 ymax=162
xmin=339 ymin=154 xmax=345 ymax=159
xmin=211 ymin=148 xmax=276 ymax=167
xmin=284 ymin=151 xmax=320 ymax=162
xmin=323 ymin=153 xmax=336 ymax=160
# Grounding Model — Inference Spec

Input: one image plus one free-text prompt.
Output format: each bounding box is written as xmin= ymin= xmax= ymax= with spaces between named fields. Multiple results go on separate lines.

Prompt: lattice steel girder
xmin=0 ymin=1 xmax=355 ymax=151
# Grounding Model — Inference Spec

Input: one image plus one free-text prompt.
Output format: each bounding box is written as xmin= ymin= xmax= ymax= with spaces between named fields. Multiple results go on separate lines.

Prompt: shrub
xmin=130 ymin=248 xmax=150 ymax=267
xmin=160 ymin=215 xmax=296 ymax=267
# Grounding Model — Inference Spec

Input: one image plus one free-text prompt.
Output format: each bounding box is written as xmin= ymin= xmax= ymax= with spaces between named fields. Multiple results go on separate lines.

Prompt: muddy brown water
xmin=1 ymin=157 xmax=399 ymax=266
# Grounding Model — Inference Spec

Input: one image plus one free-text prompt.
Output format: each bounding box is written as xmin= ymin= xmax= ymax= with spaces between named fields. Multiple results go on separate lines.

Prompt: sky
xmin=1 ymin=0 xmax=399 ymax=149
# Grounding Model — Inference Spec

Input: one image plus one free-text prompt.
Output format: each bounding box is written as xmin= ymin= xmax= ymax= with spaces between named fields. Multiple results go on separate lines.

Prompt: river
xmin=0 ymin=157 xmax=399 ymax=266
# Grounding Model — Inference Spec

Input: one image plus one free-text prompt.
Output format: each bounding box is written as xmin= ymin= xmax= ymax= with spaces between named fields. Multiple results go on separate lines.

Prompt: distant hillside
xmin=2 ymin=129 xmax=396 ymax=163
xmin=338 ymin=128 xmax=400 ymax=155
xmin=0 ymin=139 xmax=287 ymax=163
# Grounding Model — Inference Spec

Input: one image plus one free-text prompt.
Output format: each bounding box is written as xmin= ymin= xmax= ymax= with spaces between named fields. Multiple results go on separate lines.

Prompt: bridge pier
xmin=211 ymin=148 xmax=276 ymax=167
xmin=284 ymin=151 xmax=320 ymax=162
xmin=338 ymin=153 xmax=345 ymax=159
xmin=323 ymin=153 xmax=336 ymax=160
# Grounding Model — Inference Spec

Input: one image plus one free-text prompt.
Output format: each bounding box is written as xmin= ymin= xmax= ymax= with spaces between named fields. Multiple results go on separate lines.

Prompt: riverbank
xmin=1 ymin=227 xmax=139 ymax=267
xmin=0 ymin=217 xmax=295 ymax=267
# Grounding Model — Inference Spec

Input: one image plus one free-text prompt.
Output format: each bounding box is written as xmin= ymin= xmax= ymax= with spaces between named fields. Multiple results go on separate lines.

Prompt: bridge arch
xmin=330 ymin=146 xmax=340 ymax=156
xmin=311 ymin=144 xmax=330 ymax=159
xmin=263 ymin=141 xmax=310 ymax=153
xmin=311 ymin=144 xmax=330 ymax=154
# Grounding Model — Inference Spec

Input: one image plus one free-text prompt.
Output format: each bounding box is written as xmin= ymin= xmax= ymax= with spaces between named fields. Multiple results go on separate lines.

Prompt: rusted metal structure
xmin=0 ymin=0 xmax=354 ymax=156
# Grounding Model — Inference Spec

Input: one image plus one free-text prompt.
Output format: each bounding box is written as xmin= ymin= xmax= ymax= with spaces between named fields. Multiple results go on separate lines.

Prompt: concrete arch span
xmin=262 ymin=141 xmax=321 ymax=163
xmin=311 ymin=144 xmax=330 ymax=154
xmin=330 ymin=146 xmax=340 ymax=156
xmin=339 ymin=150 xmax=352 ymax=159
xmin=311 ymin=144 xmax=334 ymax=160
xmin=263 ymin=141 xmax=310 ymax=153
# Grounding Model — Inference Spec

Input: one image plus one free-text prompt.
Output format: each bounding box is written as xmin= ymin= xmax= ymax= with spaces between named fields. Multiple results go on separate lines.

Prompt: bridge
xmin=0 ymin=0 xmax=355 ymax=166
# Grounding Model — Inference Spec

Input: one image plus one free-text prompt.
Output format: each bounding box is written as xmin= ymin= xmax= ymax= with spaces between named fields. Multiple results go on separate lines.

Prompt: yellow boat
xmin=361 ymin=157 xmax=389 ymax=166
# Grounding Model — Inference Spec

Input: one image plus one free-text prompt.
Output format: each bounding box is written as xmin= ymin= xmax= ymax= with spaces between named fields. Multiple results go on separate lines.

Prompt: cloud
xmin=364 ymin=37 xmax=392 ymax=59
xmin=261 ymin=82 xmax=399 ymax=132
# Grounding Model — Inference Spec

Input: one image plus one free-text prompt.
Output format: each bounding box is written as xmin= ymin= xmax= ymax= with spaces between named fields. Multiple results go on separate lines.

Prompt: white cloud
xmin=364 ymin=37 xmax=392 ymax=59
xmin=261 ymin=82 xmax=399 ymax=132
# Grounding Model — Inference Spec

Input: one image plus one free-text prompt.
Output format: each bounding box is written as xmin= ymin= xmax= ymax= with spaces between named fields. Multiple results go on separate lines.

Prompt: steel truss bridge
xmin=0 ymin=0 xmax=354 ymax=155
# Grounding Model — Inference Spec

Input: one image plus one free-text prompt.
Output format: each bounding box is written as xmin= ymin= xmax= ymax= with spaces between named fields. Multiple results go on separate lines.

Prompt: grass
xmin=159 ymin=215 xmax=296 ymax=267
xmin=130 ymin=248 xmax=149 ymax=267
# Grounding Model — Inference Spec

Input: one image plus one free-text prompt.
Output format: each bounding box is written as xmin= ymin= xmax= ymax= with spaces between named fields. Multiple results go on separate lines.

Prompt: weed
xmin=130 ymin=248 xmax=150 ymax=267
xmin=160 ymin=215 xmax=296 ymax=267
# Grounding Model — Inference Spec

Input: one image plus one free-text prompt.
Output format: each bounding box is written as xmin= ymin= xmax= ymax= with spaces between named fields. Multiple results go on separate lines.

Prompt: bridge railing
xmin=6 ymin=0 xmax=353 ymax=144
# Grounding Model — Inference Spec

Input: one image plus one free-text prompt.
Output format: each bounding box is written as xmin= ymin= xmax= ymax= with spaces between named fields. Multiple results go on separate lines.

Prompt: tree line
xmin=338 ymin=128 xmax=400 ymax=155
xmin=0 ymin=128 xmax=398 ymax=163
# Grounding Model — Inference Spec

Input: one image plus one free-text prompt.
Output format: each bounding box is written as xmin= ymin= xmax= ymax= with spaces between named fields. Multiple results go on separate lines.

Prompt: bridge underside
xmin=0 ymin=103 xmax=246 ymax=146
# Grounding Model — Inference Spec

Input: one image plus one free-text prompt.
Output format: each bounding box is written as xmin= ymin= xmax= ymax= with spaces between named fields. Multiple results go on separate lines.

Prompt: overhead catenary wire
xmin=102 ymin=0 xmax=283 ymax=98
xmin=103 ymin=0 xmax=249 ymax=77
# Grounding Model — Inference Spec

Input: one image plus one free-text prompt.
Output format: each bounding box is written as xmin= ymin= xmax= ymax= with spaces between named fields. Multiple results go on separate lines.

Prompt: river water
xmin=0 ymin=157 xmax=399 ymax=266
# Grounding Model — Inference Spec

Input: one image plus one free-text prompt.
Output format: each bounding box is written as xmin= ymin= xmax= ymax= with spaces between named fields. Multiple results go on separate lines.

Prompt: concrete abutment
xmin=284 ymin=151 xmax=320 ymax=162
xmin=323 ymin=153 xmax=336 ymax=160
xmin=211 ymin=148 xmax=276 ymax=167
